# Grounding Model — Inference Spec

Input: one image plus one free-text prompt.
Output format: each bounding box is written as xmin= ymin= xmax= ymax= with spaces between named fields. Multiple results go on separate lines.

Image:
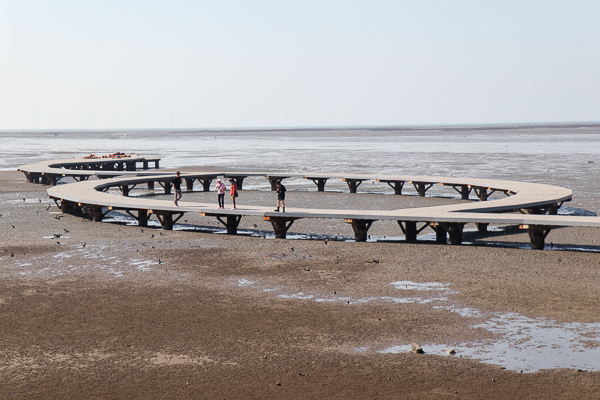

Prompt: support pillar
xmin=81 ymin=204 xmax=109 ymax=221
xmin=386 ymin=181 xmax=405 ymax=195
xmin=345 ymin=219 xmax=374 ymax=242
xmin=263 ymin=216 xmax=298 ymax=239
xmin=216 ymin=215 xmax=243 ymax=235
xmin=164 ymin=181 xmax=172 ymax=195
xmin=400 ymin=221 xmax=418 ymax=241
xmin=460 ymin=185 xmax=470 ymax=200
xmin=199 ymin=178 xmax=213 ymax=192
xmin=89 ymin=206 xmax=104 ymax=222
xmin=412 ymin=182 xmax=433 ymax=197
xmin=476 ymin=223 xmax=489 ymax=232
xmin=60 ymin=200 xmax=75 ymax=214
xmin=433 ymin=225 xmax=447 ymax=244
xmin=138 ymin=210 xmax=148 ymax=227
xmin=344 ymin=179 xmax=364 ymax=194
xmin=147 ymin=181 xmax=155 ymax=190
xmin=474 ymin=187 xmax=488 ymax=201
xmin=156 ymin=213 xmax=172 ymax=230
xmin=443 ymin=223 xmax=466 ymax=245
xmin=311 ymin=178 xmax=328 ymax=192
xmin=152 ymin=211 xmax=184 ymax=230
xmin=185 ymin=178 xmax=194 ymax=191
xmin=523 ymin=225 xmax=553 ymax=250
xmin=398 ymin=221 xmax=430 ymax=241
xmin=453 ymin=185 xmax=471 ymax=200
xmin=126 ymin=209 xmax=149 ymax=227
xmin=121 ymin=185 xmax=130 ymax=196
xmin=163 ymin=213 xmax=173 ymax=230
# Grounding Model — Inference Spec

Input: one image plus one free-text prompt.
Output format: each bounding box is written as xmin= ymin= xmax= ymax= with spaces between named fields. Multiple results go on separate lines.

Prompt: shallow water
xmin=229 ymin=277 xmax=600 ymax=372
xmin=4 ymin=126 xmax=600 ymax=210
xmin=0 ymin=243 xmax=160 ymax=278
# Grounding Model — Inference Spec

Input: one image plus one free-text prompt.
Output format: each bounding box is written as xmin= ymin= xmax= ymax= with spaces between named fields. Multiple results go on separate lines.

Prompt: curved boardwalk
xmin=19 ymin=157 xmax=600 ymax=249
xmin=18 ymin=156 xmax=161 ymax=185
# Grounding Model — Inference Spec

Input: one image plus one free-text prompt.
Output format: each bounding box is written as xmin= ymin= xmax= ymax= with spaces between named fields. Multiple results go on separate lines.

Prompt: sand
xmin=1 ymin=169 xmax=600 ymax=399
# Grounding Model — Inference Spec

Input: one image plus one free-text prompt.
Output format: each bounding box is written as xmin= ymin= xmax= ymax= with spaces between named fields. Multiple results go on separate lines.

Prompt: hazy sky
xmin=1 ymin=0 xmax=599 ymax=129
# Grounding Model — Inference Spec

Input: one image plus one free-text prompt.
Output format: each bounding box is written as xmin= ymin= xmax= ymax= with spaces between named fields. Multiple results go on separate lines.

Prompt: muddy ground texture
xmin=1 ymin=170 xmax=600 ymax=399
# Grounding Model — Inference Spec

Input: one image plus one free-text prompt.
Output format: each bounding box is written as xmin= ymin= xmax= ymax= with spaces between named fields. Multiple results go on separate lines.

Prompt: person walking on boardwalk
xmin=274 ymin=180 xmax=286 ymax=212
xmin=172 ymin=171 xmax=182 ymax=206
xmin=229 ymin=178 xmax=238 ymax=209
xmin=215 ymin=179 xmax=226 ymax=209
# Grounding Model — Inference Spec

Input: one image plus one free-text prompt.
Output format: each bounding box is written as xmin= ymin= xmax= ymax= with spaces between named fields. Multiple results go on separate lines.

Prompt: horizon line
xmin=1 ymin=120 xmax=600 ymax=134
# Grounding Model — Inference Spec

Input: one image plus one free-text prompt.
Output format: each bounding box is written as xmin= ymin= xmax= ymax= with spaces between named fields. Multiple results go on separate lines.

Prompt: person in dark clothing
xmin=274 ymin=180 xmax=286 ymax=212
xmin=172 ymin=171 xmax=182 ymax=206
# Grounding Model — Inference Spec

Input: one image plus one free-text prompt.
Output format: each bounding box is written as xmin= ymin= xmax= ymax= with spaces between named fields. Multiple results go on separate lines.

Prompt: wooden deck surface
xmin=21 ymin=157 xmax=600 ymax=248
xmin=44 ymin=172 xmax=585 ymax=227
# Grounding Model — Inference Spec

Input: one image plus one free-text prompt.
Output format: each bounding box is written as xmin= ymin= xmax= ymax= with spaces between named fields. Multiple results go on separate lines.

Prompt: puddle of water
xmin=129 ymin=259 xmax=155 ymax=272
xmin=378 ymin=314 xmax=600 ymax=373
xmin=390 ymin=281 xmax=453 ymax=291
xmin=0 ymin=244 xmax=158 ymax=278
xmin=3 ymin=198 xmax=51 ymax=205
xmin=230 ymin=277 xmax=600 ymax=373
xmin=278 ymin=292 xmax=315 ymax=300
xmin=379 ymin=282 xmax=600 ymax=372
xmin=559 ymin=206 xmax=597 ymax=217
xmin=231 ymin=278 xmax=256 ymax=287
xmin=261 ymin=287 xmax=280 ymax=292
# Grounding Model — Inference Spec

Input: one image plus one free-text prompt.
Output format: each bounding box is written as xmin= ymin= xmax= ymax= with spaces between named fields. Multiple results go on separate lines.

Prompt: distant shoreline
xmin=2 ymin=121 xmax=600 ymax=136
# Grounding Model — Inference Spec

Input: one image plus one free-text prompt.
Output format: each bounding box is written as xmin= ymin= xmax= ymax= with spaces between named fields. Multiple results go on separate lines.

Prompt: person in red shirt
xmin=229 ymin=178 xmax=238 ymax=209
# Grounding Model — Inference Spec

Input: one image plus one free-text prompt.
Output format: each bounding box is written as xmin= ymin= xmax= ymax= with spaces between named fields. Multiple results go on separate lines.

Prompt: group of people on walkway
xmin=214 ymin=178 xmax=238 ymax=209
xmin=214 ymin=178 xmax=284 ymax=211
xmin=171 ymin=173 xmax=285 ymax=211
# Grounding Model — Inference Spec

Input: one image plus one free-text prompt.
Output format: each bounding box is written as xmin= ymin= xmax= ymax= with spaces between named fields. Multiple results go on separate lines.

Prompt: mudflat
xmin=1 ymin=170 xmax=600 ymax=399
